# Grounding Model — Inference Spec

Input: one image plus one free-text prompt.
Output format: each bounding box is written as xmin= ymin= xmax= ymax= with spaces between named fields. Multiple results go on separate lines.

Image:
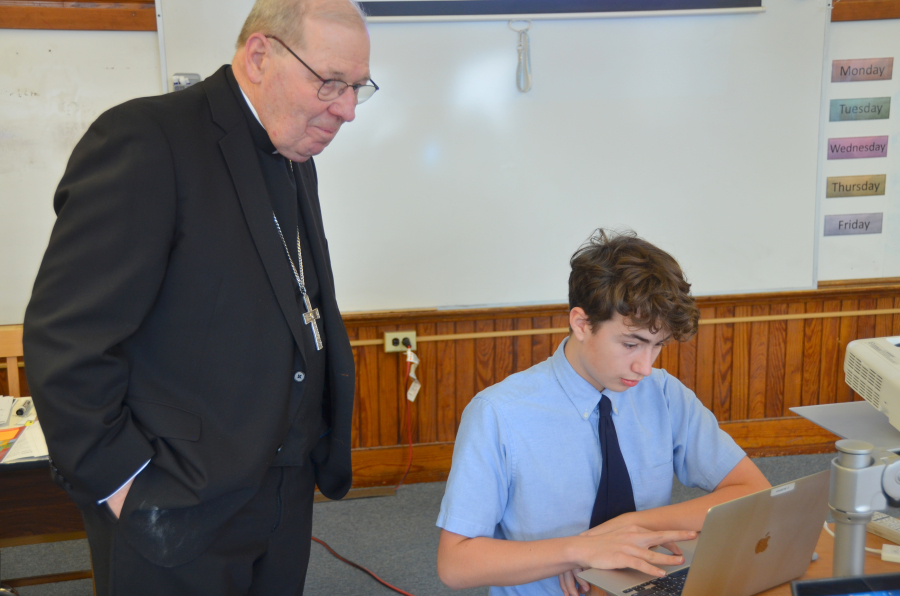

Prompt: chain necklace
xmin=273 ymin=212 xmax=323 ymax=351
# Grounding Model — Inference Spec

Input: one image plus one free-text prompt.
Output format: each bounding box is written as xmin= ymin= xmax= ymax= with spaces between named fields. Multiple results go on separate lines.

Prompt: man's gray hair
xmin=236 ymin=0 xmax=366 ymax=50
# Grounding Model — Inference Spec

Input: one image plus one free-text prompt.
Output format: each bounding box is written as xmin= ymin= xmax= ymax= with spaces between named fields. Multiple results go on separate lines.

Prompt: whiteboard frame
xmin=365 ymin=6 xmax=764 ymax=22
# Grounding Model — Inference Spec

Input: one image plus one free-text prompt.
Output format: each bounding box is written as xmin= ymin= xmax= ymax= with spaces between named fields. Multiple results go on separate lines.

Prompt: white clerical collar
xmin=238 ymin=84 xmax=280 ymax=155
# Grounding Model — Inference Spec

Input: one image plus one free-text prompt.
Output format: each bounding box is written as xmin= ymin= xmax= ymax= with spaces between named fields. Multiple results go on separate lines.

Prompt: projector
xmin=844 ymin=336 xmax=900 ymax=432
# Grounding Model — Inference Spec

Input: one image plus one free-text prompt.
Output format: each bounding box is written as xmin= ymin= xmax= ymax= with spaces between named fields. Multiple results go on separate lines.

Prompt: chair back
xmin=0 ymin=325 xmax=24 ymax=397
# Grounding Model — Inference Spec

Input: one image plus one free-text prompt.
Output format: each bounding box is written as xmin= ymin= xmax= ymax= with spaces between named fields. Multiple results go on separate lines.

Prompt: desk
xmin=0 ymin=461 xmax=90 ymax=588
xmin=590 ymin=526 xmax=900 ymax=596
xmin=0 ymin=460 xmax=85 ymax=548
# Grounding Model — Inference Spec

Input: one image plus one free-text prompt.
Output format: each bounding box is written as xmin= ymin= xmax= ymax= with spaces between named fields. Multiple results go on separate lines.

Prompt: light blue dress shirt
xmin=436 ymin=338 xmax=746 ymax=596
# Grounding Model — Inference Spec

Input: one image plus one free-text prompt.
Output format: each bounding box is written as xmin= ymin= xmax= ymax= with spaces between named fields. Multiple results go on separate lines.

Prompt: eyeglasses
xmin=267 ymin=35 xmax=379 ymax=104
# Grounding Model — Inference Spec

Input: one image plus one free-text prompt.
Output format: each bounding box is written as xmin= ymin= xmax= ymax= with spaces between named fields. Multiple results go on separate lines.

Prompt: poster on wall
xmin=360 ymin=0 xmax=764 ymax=20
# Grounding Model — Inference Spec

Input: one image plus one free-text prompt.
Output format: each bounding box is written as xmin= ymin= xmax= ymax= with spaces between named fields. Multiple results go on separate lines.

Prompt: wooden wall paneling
xmin=747 ymin=304 xmax=770 ymax=419
xmin=495 ymin=318 xmax=514 ymax=386
xmin=801 ymin=301 xmax=823 ymax=407
xmin=713 ymin=306 xmax=734 ymax=421
xmin=831 ymin=0 xmax=900 ymax=23
xmin=20 ymin=365 xmax=28 ymax=396
xmin=855 ymin=298 xmax=878 ymax=401
xmin=765 ymin=303 xmax=788 ymax=418
xmin=551 ymin=314 xmax=569 ymax=356
xmin=695 ymin=307 xmax=716 ymax=411
xmin=415 ymin=322 xmax=438 ymax=444
xmin=668 ymin=336 xmax=681 ymax=379
xmin=819 ymin=300 xmax=842 ymax=404
xmin=356 ymin=326 xmax=380 ymax=448
xmin=731 ymin=306 xmax=751 ymax=421
xmin=376 ymin=324 xmax=400 ymax=445
xmin=475 ymin=319 xmax=495 ymax=394
xmin=436 ymin=323 xmax=457 ymax=442
xmin=875 ymin=297 xmax=895 ymax=337
xmin=836 ymin=300 xmax=859 ymax=403
xmin=677 ymin=334 xmax=697 ymax=393
xmin=531 ymin=316 xmax=551 ymax=364
xmin=454 ymin=320 xmax=476 ymax=428
xmin=349 ymin=443 xmax=454 ymax=488
xmin=858 ymin=298 xmax=877 ymax=340
xmin=895 ymin=296 xmax=900 ymax=334
xmin=514 ymin=317 xmax=533 ymax=373
xmin=0 ymin=1 xmax=157 ymax=32
xmin=348 ymin=327 xmax=361 ymax=449
xmin=782 ymin=302 xmax=806 ymax=415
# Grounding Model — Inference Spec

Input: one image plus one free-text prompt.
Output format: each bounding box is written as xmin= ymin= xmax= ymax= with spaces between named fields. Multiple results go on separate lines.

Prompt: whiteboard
xmin=0 ymin=29 xmax=162 ymax=326
xmin=160 ymin=0 xmax=828 ymax=312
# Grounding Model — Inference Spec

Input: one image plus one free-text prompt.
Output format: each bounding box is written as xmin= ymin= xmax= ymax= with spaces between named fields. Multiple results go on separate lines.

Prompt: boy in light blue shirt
xmin=436 ymin=229 xmax=770 ymax=596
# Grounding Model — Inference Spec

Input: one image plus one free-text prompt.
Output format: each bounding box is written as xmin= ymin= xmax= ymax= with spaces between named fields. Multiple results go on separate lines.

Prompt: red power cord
xmin=309 ymin=348 xmax=418 ymax=596
xmin=311 ymin=536 xmax=417 ymax=596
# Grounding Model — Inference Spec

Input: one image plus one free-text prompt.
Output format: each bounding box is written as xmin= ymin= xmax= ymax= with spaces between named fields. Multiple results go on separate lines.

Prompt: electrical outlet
xmin=384 ymin=331 xmax=417 ymax=353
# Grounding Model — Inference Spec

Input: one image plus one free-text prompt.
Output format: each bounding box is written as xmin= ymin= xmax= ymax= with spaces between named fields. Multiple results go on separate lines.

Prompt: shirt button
xmin=583 ymin=412 xmax=589 ymax=419
xmin=294 ymin=371 xmax=305 ymax=382
xmin=277 ymin=445 xmax=283 ymax=453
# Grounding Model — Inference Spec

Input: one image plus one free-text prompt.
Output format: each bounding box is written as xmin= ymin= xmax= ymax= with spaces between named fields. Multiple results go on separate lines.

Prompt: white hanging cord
xmin=508 ymin=20 xmax=532 ymax=93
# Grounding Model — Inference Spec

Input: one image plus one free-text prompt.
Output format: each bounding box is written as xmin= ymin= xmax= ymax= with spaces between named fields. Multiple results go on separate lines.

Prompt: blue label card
xmin=829 ymin=97 xmax=891 ymax=122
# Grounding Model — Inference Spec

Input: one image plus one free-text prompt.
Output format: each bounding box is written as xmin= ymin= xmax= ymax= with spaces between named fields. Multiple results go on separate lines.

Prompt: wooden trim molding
xmin=348 ymin=305 xmax=900 ymax=347
xmin=0 ymin=0 xmax=156 ymax=31
xmin=832 ymin=0 xmax=900 ymax=21
xmin=820 ymin=277 xmax=900 ymax=289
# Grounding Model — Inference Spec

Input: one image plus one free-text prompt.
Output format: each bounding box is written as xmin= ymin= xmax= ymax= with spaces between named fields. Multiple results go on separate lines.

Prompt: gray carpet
xmin=1 ymin=452 xmax=851 ymax=595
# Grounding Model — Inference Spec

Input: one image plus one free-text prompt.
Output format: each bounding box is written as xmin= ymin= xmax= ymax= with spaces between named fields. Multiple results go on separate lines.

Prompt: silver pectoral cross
xmin=302 ymin=293 xmax=324 ymax=351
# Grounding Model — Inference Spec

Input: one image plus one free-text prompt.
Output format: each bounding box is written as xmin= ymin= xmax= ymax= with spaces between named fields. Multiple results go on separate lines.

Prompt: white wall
xmin=0 ymin=29 xmax=161 ymax=325
xmin=817 ymin=19 xmax=900 ymax=281
xmin=2 ymin=8 xmax=897 ymax=325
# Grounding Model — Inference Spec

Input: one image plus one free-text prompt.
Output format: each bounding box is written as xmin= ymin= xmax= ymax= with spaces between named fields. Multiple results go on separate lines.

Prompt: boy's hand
xmin=558 ymin=567 xmax=591 ymax=595
xmin=582 ymin=516 xmax=686 ymax=557
xmin=557 ymin=525 xmax=696 ymax=596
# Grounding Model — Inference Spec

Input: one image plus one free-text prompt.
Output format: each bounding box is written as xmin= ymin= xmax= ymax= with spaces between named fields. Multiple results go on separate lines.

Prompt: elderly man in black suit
xmin=22 ymin=0 xmax=375 ymax=593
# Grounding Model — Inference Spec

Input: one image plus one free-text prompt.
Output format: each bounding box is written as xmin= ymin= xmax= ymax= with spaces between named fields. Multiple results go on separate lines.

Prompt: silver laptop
xmin=577 ymin=470 xmax=830 ymax=596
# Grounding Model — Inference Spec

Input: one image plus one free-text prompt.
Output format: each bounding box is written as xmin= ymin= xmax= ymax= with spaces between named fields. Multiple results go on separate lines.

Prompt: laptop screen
xmin=792 ymin=573 xmax=900 ymax=596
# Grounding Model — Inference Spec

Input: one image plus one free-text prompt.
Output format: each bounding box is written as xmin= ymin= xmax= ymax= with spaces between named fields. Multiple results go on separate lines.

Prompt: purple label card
xmin=824 ymin=213 xmax=883 ymax=236
xmin=827 ymin=136 xmax=889 ymax=160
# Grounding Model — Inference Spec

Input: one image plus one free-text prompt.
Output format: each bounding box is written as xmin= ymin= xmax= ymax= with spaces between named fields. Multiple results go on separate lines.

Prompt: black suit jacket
xmin=23 ymin=66 xmax=355 ymax=567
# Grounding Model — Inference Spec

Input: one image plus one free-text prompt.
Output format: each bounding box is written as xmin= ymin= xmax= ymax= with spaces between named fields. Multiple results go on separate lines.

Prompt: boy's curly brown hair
xmin=568 ymin=229 xmax=700 ymax=342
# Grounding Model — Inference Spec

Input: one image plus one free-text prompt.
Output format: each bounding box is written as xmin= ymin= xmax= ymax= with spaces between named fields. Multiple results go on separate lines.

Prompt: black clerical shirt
xmin=226 ymin=67 xmax=327 ymax=466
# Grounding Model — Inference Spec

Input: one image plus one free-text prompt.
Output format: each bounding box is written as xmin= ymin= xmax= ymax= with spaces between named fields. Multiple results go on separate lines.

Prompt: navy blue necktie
xmin=589 ymin=395 xmax=636 ymax=528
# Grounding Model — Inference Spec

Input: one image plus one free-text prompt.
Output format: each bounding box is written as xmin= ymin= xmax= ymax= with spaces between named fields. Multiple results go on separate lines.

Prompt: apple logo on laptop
xmin=756 ymin=532 xmax=770 ymax=554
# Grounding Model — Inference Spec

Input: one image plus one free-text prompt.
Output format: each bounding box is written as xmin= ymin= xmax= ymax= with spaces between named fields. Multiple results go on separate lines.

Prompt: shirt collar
xmin=239 ymin=85 xmax=264 ymax=129
xmin=551 ymin=337 xmax=620 ymax=420
xmin=233 ymin=75 xmax=280 ymax=155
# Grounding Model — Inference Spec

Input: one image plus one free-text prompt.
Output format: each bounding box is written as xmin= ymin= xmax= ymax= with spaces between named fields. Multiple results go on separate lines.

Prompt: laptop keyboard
xmin=622 ymin=567 xmax=689 ymax=596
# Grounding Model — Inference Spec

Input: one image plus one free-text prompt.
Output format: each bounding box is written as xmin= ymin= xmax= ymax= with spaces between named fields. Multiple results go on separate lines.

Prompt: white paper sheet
xmin=3 ymin=420 xmax=49 ymax=463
